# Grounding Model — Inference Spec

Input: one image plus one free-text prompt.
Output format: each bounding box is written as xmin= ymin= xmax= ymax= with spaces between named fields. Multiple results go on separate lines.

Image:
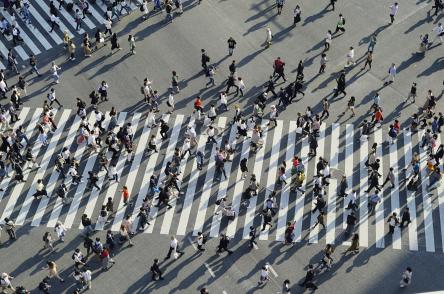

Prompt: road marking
xmin=205 ymin=263 xmax=215 ymax=278
xmin=188 ymin=237 xmax=197 ymax=251
xmin=268 ymin=265 xmax=278 ymax=277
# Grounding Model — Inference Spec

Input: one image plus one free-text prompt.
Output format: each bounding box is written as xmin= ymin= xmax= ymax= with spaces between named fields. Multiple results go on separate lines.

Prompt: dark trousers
xmin=274 ymin=72 xmax=286 ymax=82
xmin=165 ymin=246 xmax=183 ymax=259
xmin=217 ymin=245 xmax=233 ymax=254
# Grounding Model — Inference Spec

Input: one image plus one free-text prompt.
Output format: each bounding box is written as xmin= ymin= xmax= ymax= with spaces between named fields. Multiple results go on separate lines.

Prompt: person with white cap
xmin=267 ymin=105 xmax=278 ymax=128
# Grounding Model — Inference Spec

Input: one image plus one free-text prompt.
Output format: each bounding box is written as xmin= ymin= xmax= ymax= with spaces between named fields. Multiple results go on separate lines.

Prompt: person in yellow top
xmin=63 ymin=31 xmax=70 ymax=49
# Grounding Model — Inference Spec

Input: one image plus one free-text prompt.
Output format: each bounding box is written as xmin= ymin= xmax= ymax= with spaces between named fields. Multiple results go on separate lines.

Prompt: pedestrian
xmin=400 ymin=207 xmax=411 ymax=228
xmin=368 ymin=33 xmax=377 ymax=52
xmin=165 ymin=1 xmax=173 ymax=23
xmin=227 ymin=37 xmax=236 ymax=55
xmin=49 ymin=13 xmax=60 ymax=32
xmin=345 ymin=46 xmax=355 ymax=67
xmin=33 ymin=179 xmax=49 ymax=199
xmin=110 ymin=33 xmax=121 ymax=54
xmin=51 ymin=62 xmax=61 ymax=84
xmin=320 ymin=98 xmax=330 ymax=120
xmin=276 ymin=0 xmax=284 ymax=14
xmin=100 ymin=247 xmax=115 ymax=271
xmin=333 ymin=14 xmax=345 ymax=35
xmin=400 ymin=267 xmax=412 ymax=288
xmin=327 ymin=0 xmax=336 ymax=11
xmin=171 ymin=71 xmax=180 ymax=93
xmin=0 ymin=272 xmax=15 ymax=293
xmin=267 ymin=105 xmax=278 ymax=128
xmin=42 ymin=261 xmax=64 ymax=283
xmin=387 ymin=212 xmax=399 ymax=234
xmin=196 ymin=232 xmax=206 ymax=251
xmin=384 ymin=63 xmax=397 ymax=85
xmin=3 ymin=218 xmax=16 ymax=240
xmin=293 ymin=5 xmax=301 ymax=26
xmin=334 ymin=70 xmax=347 ymax=98
xmin=343 ymin=233 xmax=359 ymax=255
xmin=249 ymin=226 xmax=257 ymax=248
xmin=167 ymin=92 xmax=175 ymax=113
xmin=258 ymin=264 xmax=270 ymax=285
xmin=382 ymin=167 xmax=395 ymax=188
xmin=237 ymin=77 xmax=245 ymax=96
xmin=151 ymin=259 xmax=164 ymax=280
xmin=319 ymin=53 xmax=327 ymax=73
xmin=54 ymin=221 xmax=67 ymax=242
xmin=389 ymin=2 xmax=399 ymax=24
xmin=431 ymin=23 xmax=444 ymax=45
xmin=119 ymin=224 xmax=134 ymax=247
xmin=312 ymin=211 xmax=326 ymax=230
xmin=361 ymin=51 xmax=373 ymax=70
xmin=47 ymin=88 xmax=63 ymax=108
xmin=299 ymin=264 xmax=317 ymax=290
xmin=121 ymin=185 xmax=130 ymax=206
xmin=201 ymin=49 xmax=210 ymax=71
xmin=128 ymin=34 xmax=136 ymax=55
xmin=325 ymin=30 xmax=332 ymax=51
xmin=104 ymin=18 xmax=112 ymax=36
xmin=29 ymin=54 xmax=41 ymax=76
xmin=165 ymin=235 xmax=184 ymax=259
xmin=368 ymin=193 xmax=381 ymax=215
xmin=216 ymin=234 xmax=233 ymax=254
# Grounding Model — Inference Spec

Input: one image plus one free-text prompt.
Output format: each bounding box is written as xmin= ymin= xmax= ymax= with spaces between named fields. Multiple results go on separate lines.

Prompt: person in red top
xmin=393 ymin=119 xmax=400 ymax=133
xmin=372 ymin=107 xmax=383 ymax=128
xmin=273 ymin=57 xmax=286 ymax=82
xmin=194 ymin=96 xmax=203 ymax=112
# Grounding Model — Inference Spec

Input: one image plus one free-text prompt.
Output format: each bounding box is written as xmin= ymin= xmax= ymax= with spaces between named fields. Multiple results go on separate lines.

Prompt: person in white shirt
xmin=186 ymin=124 xmax=197 ymax=145
xmin=267 ymin=105 xmax=278 ymax=127
xmin=141 ymin=0 xmax=149 ymax=20
xmin=167 ymin=92 xmax=175 ymax=113
xmin=165 ymin=235 xmax=184 ymax=259
xmin=196 ymin=232 xmax=205 ymax=251
xmin=219 ymin=92 xmax=228 ymax=112
xmin=400 ymin=267 xmax=412 ymax=288
xmin=51 ymin=62 xmax=61 ymax=84
xmin=49 ymin=14 xmax=60 ymax=32
xmin=0 ymin=272 xmax=15 ymax=292
xmin=389 ymin=2 xmax=399 ymax=24
xmin=104 ymin=18 xmax=112 ymax=36
xmin=82 ymin=269 xmax=92 ymax=290
xmin=180 ymin=138 xmax=192 ymax=159
xmin=55 ymin=221 xmax=67 ymax=242
xmin=237 ymin=77 xmax=246 ymax=96
xmin=206 ymin=125 xmax=217 ymax=144
xmin=346 ymin=46 xmax=355 ymax=67
xmin=432 ymin=23 xmax=444 ymax=44
xmin=215 ymin=197 xmax=227 ymax=215
xmin=258 ymin=264 xmax=270 ymax=285
xmin=384 ymin=63 xmax=397 ymax=84
xmin=73 ymin=248 xmax=86 ymax=269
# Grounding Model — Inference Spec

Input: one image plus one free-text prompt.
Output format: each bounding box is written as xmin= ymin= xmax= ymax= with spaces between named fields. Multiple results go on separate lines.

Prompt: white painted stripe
xmin=418 ymin=130 xmax=435 ymax=252
xmin=0 ymin=109 xmax=43 ymax=222
xmin=83 ymin=2 xmax=105 ymax=24
xmin=0 ymin=12 xmax=38 ymax=57
xmin=26 ymin=20 xmax=53 ymax=50
xmin=325 ymin=123 xmax=340 ymax=244
xmin=293 ymin=135 xmax=309 ymax=243
xmin=111 ymin=113 xmax=152 ymax=231
xmin=14 ymin=46 xmax=29 ymax=61
xmin=0 ymin=107 xmax=30 ymax=196
xmin=403 ymin=132 xmax=418 ymax=251
xmin=15 ymin=109 xmax=69 ymax=225
xmin=259 ymin=122 xmax=283 ymax=241
xmin=206 ymin=124 xmax=237 ymax=237
xmin=242 ymin=120 xmax=270 ymax=239
xmin=226 ymin=132 xmax=252 ymax=239
xmin=204 ymin=263 xmax=215 ymax=278
xmin=130 ymin=115 xmax=170 ymax=233
xmin=276 ymin=121 xmax=297 ymax=241
xmin=192 ymin=118 xmax=227 ymax=236
xmin=437 ymin=134 xmax=444 ymax=253
xmin=176 ymin=133 xmax=207 ymax=236
xmin=388 ymin=132 xmax=401 ymax=249
xmin=46 ymin=113 xmax=97 ymax=228
xmin=308 ymin=124 xmax=326 ymax=244
xmin=358 ymin=136 xmax=369 ymax=247
xmin=33 ymin=0 xmax=75 ymax=37
xmin=145 ymin=115 xmax=186 ymax=233
xmin=188 ymin=236 xmax=197 ymax=250
xmin=27 ymin=4 xmax=63 ymax=44
xmin=268 ymin=265 xmax=278 ymax=277
xmin=374 ymin=128 xmax=385 ymax=248
xmin=31 ymin=112 xmax=80 ymax=226
xmin=342 ymin=124 xmax=353 ymax=246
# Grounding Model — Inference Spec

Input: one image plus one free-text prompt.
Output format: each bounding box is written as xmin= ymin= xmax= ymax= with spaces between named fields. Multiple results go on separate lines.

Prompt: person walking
xmin=345 ymin=46 xmax=355 ymax=67
xmin=29 ymin=54 xmax=41 ymax=76
xmin=382 ymin=167 xmax=395 ymax=188
xmin=400 ymin=267 xmax=412 ymax=288
xmin=258 ymin=264 xmax=270 ymax=285
xmin=51 ymin=62 xmax=61 ymax=84
xmin=216 ymin=234 xmax=233 ymax=254
xmin=361 ymin=51 xmax=373 ymax=70
xmin=3 ymin=218 xmax=16 ymax=240
xmin=387 ymin=212 xmax=400 ymax=234
xmin=384 ymin=63 xmax=397 ymax=85
xmin=325 ymin=30 xmax=332 ymax=51
xmin=249 ymin=226 xmax=257 ymax=248
xmin=128 ymin=34 xmax=136 ymax=55
xmin=389 ymin=2 xmax=399 ymax=24
xmin=343 ymin=233 xmax=359 ymax=255
xmin=42 ymin=261 xmax=64 ymax=283
xmin=151 ymin=259 xmax=164 ymax=280
xmin=293 ymin=5 xmax=301 ymax=27
xmin=227 ymin=37 xmax=237 ymax=55
xmin=400 ymin=207 xmax=411 ymax=228
xmin=319 ymin=53 xmax=327 ymax=73
xmin=196 ymin=232 xmax=206 ymax=251
xmin=312 ymin=211 xmax=326 ymax=230
xmin=165 ymin=235 xmax=184 ymax=260
xmin=406 ymin=82 xmax=417 ymax=103
xmin=299 ymin=264 xmax=318 ymax=290
xmin=110 ymin=33 xmax=121 ymax=54
xmin=333 ymin=14 xmax=345 ymax=35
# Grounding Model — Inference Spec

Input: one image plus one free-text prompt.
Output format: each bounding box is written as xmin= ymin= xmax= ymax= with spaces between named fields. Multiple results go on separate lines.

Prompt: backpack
xmin=72 ymin=252 xmax=77 ymax=260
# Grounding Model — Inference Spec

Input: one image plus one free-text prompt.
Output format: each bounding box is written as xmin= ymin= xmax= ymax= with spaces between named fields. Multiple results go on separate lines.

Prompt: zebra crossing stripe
xmin=60 ymin=111 xmax=113 ymax=229
xmin=374 ymin=128 xmax=385 ymax=248
xmin=293 ymin=135 xmax=309 ymax=243
xmin=46 ymin=113 xmax=96 ymax=228
xmin=131 ymin=115 xmax=170 ymax=233
xmin=111 ymin=113 xmax=151 ymax=231
xmin=76 ymin=113 xmax=115 ymax=229
xmin=309 ymin=124 xmax=326 ymax=244
xmin=437 ymin=134 xmax=444 ymax=253
xmin=91 ymin=113 xmax=140 ymax=231
xmin=0 ymin=109 xmax=43 ymax=223
xmin=358 ymin=135 xmax=369 ymax=247
xmin=259 ymin=122 xmax=283 ymax=241
xmin=326 ymin=123 xmax=340 ymax=245
xmin=418 ymin=130 xmax=435 ymax=252
xmin=0 ymin=12 xmax=33 ymax=59
xmin=342 ymin=124 xmax=353 ymax=246
xmin=0 ymin=107 xmax=30 ymax=194
xmin=31 ymin=114 xmax=82 ymax=226
xmin=388 ymin=131 xmax=402 ymax=249
xmin=242 ymin=120 xmax=270 ymax=240
xmin=403 ymin=132 xmax=418 ymax=251
xmin=208 ymin=122 xmax=238 ymax=238
xmin=276 ymin=121 xmax=297 ymax=242
xmin=176 ymin=125 xmax=207 ymax=236
xmin=226 ymin=136 xmax=252 ymax=239
xmin=193 ymin=117 xmax=227 ymax=236
xmin=33 ymin=0 xmax=75 ymax=38
xmin=145 ymin=115 xmax=186 ymax=234
xmin=84 ymin=2 xmax=105 ymax=25
xmin=15 ymin=109 xmax=70 ymax=225
xmin=27 ymin=4 xmax=63 ymax=44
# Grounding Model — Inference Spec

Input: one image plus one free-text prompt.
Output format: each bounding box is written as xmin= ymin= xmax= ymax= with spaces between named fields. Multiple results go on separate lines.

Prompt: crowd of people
xmin=0 ymin=0 xmax=443 ymax=292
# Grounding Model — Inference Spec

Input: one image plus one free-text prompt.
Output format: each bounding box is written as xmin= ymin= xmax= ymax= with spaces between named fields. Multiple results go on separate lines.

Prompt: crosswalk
xmin=0 ymin=0 xmax=143 ymax=69
xmin=1 ymin=107 xmax=444 ymax=253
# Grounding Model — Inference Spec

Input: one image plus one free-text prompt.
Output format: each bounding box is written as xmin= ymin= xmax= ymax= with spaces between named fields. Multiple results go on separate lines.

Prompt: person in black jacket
xmin=334 ymin=71 xmax=347 ymax=98
xmin=160 ymin=119 xmax=169 ymax=140
xmin=217 ymin=234 xmax=233 ymax=254
xmin=225 ymin=74 xmax=239 ymax=94
xmin=151 ymin=259 xmax=164 ymax=280
xmin=265 ymin=76 xmax=278 ymax=97
xmin=299 ymin=264 xmax=317 ymax=289
xmin=201 ymin=49 xmax=210 ymax=71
